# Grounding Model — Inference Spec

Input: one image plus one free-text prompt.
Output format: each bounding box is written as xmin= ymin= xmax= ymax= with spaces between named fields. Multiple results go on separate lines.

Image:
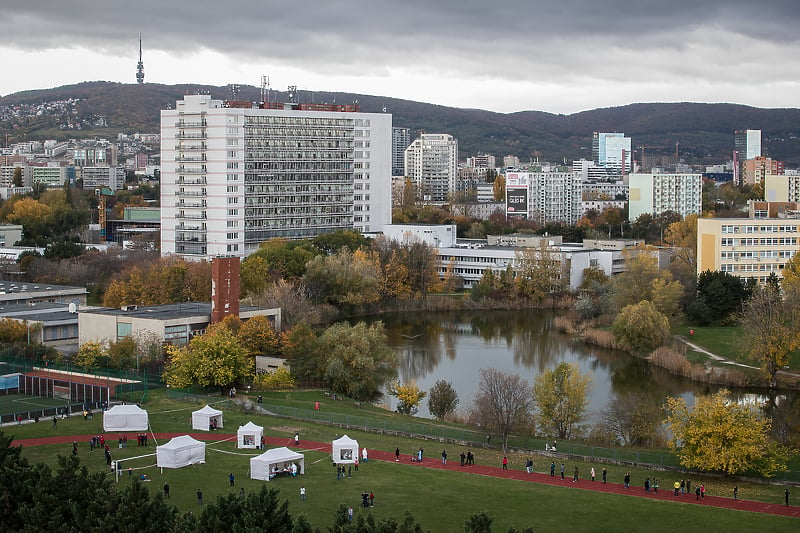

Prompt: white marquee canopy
xmin=332 ymin=434 xmax=359 ymax=464
xmin=156 ymin=435 xmax=206 ymax=469
xmin=103 ymin=404 xmax=148 ymax=432
xmin=192 ymin=405 xmax=223 ymax=431
xmin=237 ymin=421 xmax=264 ymax=449
xmin=250 ymin=447 xmax=304 ymax=481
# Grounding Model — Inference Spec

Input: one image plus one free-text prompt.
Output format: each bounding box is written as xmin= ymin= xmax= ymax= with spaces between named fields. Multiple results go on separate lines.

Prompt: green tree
xmin=280 ymin=322 xmax=320 ymax=382
xmin=665 ymin=389 xmax=789 ymax=476
xmin=164 ymin=325 xmax=252 ymax=392
xmin=471 ymin=368 xmax=532 ymax=452
xmin=613 ymin=246 xmax=674 ymax=310
xmin=315 ymin=321 xmax=397 ymax=401
xmin=740 ymin=284 xmax=800 ymax=389
xmin=464 ymin=511 xmax=493 ymax=533
xmin=611 ymin=300 xmax=670 ymax=353
xmin=107 ymin=336 xmax=137 ymax=370
xmin=12 ymin=166 xmax=23 ymax=187
xmin=693 ymin=270 xmax=751 ymax=324
xmin=240 ymin=255 xmax=270 ymax=297
xmin=198 ymin=485 xmax=293 ymax=532
xmin=312 ymin=229 xmax=369 ymax=255
xmin=388 ymin=380 xmax=427 ymax=415
xmin=249 ymin=238 xmax=318 ymax=279
xmin=532 ymin=362 xmax=591 ymax=440
xmin=427 ymin=379 xmax=460 ymax=420
xmin=514 ymin=242 xmax=567 ymax=301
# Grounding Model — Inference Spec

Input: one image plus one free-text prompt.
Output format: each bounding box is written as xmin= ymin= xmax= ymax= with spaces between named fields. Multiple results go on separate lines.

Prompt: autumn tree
xmin=163 ymin=325 xmax=252 ymax=392
xmin=73 ymin=341 xmax=105 ymax=368
xmin=315 ymin=321 xmax=397 ymax=401
xmin=107 ymin=336 xmax=137 ymax=370
xmin=427 ymin=379 xmax=459 ymax=420
xmin=780 ymin=252 xmax=800 ymax=307
xmin=600 ymin=392 xmax=664 ymax=446
xmin=302 ymin=248 xmax=381 ymax=306
xmin=0 ymin=318 xmax=28 ymax=344
xmin=471 ymin=368 xmax=533 ymax=452
xmin=665 ymin=389 xmax=789 ymax=476
xmin=492 ymin=174 xmax=506 ymax=202
xmin=103 ymin=257 xmax=211 ymax=307
xmin=740 ymin=284 xmax=800 ymax=389
xmin=613 ymin=246 xmax=683 ymax=316
xmin=664 ymin=213 xmax=699 ymax=289
xmin=388 ymin=380 xmax=427 ymax=415
xmin=514 ymin=242 xmax=567 ymax=301
xmin=611 ymin=300 xmax=670 ymax=353
xmin=254 ymin=367 xmax=296 ymax=391
xmin=240 ymin=255 xmax=270 ymax=297
xmin=237 ymin=315 xmax=280 ymax=357
xmin=280 ymin=321 xmax=320 ymax=382
xmin=248 ymin=238 xmax=319 ymax=279
xmin=532 ymin=362 xmax=591 ymax=439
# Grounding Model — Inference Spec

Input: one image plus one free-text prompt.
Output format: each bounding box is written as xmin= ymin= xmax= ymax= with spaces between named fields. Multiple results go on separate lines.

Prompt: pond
xmin=361 ymin=310 xmax=724 ymax=422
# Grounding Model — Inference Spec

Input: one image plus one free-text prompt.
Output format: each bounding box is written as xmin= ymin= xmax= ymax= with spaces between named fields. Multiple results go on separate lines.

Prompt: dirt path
xmin=13 ymin=433 xmax=800 ymax=519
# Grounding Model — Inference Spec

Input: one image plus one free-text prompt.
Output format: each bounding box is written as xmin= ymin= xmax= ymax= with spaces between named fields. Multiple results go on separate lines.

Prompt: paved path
xmin=676 ymin=335 xmax=800 ymax=378
xmin=12 ymin=433 xmax=800 ymax=519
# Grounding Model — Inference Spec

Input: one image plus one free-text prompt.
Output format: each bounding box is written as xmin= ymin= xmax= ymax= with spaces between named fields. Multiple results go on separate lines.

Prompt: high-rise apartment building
xmin=628 ymin=172 xmax=702 ymax=221
xmin=741 ymin=156 xmax=783 ymax=186
xmin=505 ymin=171 xmax=583 ymax=224
xmin=391 ymin=127 xmax=410 ymax=176
xmin=404 ymin=133 xmax=458 ymax=202
xmin=160 ymin=95 xmax=391 ymax=259
xmin=592 ymin=132 xmax=632 ymax=174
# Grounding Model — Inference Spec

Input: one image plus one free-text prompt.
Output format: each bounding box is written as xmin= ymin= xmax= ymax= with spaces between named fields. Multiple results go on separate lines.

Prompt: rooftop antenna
xmin=260 ymin=75 xmax=270 ymax=105
xmin=228 ymin=83 xmax=240 ymax=100
xmin=288 ymin=85 xmax=297 ymax=103
xmin=136 ymin=34 xmax=145 ymax=84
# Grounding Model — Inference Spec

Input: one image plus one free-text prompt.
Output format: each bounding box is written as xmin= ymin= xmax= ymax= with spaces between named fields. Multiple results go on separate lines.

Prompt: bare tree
xmin=470 ymin=368 xmax=532 ymax=452
xmin=599 ymin=392 xmax=664 ymax=446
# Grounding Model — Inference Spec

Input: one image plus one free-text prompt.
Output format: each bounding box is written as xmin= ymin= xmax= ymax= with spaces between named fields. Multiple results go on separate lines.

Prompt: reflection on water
xmin=361 ymin=310 xmax=725 ymax=420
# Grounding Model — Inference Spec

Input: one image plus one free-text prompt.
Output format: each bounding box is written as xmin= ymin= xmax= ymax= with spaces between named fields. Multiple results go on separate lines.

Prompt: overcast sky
xmin=1 ymin=1 xmax=799 ymax=114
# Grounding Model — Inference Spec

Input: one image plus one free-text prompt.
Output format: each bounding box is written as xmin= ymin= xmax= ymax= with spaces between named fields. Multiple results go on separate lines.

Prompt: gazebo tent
xmin=237 ymin=421 xmax=264 ymax=449
xmin=156 ymin=435 xmax=206 ymax=468
xmin=103 ymin=404 xmax=148 ymax=431
xmin=250 ymin=447 xmax=305 ymax=481
xmin=192 ymin=405 xmax=223 ymax=431
xmin=331 ymin=434 xmax=359 ymax=464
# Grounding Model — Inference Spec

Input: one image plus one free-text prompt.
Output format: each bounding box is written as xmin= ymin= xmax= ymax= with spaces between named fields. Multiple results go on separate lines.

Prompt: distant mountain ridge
xmin=2 ymin=81 xmax=800 ymax=165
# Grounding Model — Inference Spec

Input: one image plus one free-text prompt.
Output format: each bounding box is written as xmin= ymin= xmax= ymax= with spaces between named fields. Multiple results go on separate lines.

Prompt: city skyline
xmin=1 ymin=1 xmax=799 ymax=115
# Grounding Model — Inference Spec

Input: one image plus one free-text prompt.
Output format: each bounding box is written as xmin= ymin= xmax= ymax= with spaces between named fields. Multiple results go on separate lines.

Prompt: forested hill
xmin=3 ymin=81 xmax=800 ymax=165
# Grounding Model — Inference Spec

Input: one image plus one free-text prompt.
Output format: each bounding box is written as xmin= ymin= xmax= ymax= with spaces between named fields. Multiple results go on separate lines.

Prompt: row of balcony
xmin=175 ymin=191 xmax=206 ymax=197
xmin=176 ymin=156 xmax=207 ymax=162
xmin=175 ymin=213 xmax=207 ymax=220
xmin=175 ymin=201 xmax=207 ymax=208
xmin=175 ymin=133 xmax=207 ymax=140
xmin=175 ymin=121 xmax=207 ymax=128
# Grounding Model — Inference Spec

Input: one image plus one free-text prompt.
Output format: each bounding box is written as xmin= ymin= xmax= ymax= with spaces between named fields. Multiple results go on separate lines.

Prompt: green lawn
xmin=6 ymin=390 xmax=799 ymax=531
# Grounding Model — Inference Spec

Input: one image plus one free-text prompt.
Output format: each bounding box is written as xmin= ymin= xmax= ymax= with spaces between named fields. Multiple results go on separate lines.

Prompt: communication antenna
xmin=228 ymin=83 xmax=240 ymax=100
xmin=260 ymin=75 xmax=270 ymax=104
xmin=136 ymin=34 xmax=145 ymax=84
xmin=288 ymin=85 xmax=297 ymax=103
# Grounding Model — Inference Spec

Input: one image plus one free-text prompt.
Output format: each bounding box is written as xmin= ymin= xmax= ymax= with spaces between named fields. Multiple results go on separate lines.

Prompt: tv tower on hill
xmin=136 ymin=34 xmax=145 ymax=84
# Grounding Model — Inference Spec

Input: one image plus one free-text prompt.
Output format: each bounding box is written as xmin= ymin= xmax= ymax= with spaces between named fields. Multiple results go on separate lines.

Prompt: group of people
xmin=136 ymin=433 xmax=149 ymax=446
xmin=459 ymin=450 xmax=475 ymax=466
xmin=360 ymin=491 xmax=375 ymax=508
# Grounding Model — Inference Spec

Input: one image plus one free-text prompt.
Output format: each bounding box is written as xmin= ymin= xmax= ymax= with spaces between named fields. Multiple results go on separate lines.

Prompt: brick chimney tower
xmin=211 ymin=256 xmax=240 ymax=323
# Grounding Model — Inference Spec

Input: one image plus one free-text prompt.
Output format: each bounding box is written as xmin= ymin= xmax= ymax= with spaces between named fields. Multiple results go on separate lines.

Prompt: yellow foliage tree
xmin=163 ymin=327 xmax=252 ymax=392
xmin=254 ymin=367 xmax=296 ymax=390
xmin=74 ymin=341 xmax=105 ymax=368
xmin=665 ymin=389 xmax=789 ymax=476
xmin=388 ymin=380 xmax=427 ymax=415
xmin=7 ymin=197 xmax=52 ymax=226
xmin=0 ymin=318 xmax=29 ymax=343
xmin=238 ymin=315 xmax=280 ymax=357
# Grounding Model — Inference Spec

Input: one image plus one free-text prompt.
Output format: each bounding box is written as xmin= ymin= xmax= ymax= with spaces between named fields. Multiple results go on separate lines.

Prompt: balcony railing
xmin=175 ymin=191 xmax=206 ymax=197
xmin=175 ymin=213 xmax=207 ymax=220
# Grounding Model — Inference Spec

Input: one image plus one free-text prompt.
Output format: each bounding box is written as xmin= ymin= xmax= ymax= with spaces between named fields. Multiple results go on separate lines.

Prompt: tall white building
xmin=404 ymin=133 xmax=458 ymax=202
xmin=160 ymin=95 xmax=392 ymax=259
xmin=628 ymin=172 xmax=702 ymax=221
xmin=505 ymin=171 xmax=583 ymax=224
xmin=592 ymin=132 xmax=632 ymax=174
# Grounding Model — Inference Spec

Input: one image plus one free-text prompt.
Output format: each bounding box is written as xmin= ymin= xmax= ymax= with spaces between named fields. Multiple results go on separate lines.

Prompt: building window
xmin=117 ymin=322 xmax=132 ymax=340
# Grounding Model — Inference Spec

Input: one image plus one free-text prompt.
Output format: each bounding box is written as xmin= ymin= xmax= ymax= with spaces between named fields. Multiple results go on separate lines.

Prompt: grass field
xmin=5 ymin=389 xmax=799 ymax=531
xmin=0 ymin=393 xmax=71 ymax=417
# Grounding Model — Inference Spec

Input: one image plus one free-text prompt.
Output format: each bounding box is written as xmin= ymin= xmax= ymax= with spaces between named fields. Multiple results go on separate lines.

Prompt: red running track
xmin=12 ymin=433 xmax=799 ymax=519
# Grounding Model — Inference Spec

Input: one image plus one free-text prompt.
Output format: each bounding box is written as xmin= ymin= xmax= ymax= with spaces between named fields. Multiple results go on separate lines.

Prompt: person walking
xmin=362 ymin=447 xmax=368 ymax=463
xmin=653 ymin=478 xmax=658 ymax=493
xmin=229 ymin=472 xmax=235 ymax=487
xmin=680 ymin=479 xmax=685 ymax=494
xmin=645 ymin=478 xmax=650 ymax=493
xmin=785 ymin=487 xmax=790 ymax=507
xmin=590 ymin=467 xmax=595 ymax=482
xmin=163 ymin=482 xmax=170 ymax=498
xmin=573 ymin=466 xmax=579 ymax=482
xmin=369 ymin=491 xmax=374 ymax=507
xmin=550 ymin=462 xmax=556 ymax=477
xmin=733 ymin=485 xmax=738 ymax=500
xmin=700 ymin=484 xmax=705 ymax=499
xmin=602 ymin=467 xmax=607 ymax=484
xmin=460 ymin=451 xmax=466 ymax=467
xmin=674 ymin=481 xmax=680 ymax=496
xmin=52 ymin=415 xmax=57 ymax=429
xmin=300 ymin=486 xmax=306 ymax=501
xmin=441 ymin=450 xmax=447 ymax=465
xmin=502 ymin=456 xmax=508 ymax=470
xmin=395 ymin=448 xmax=400 ymax=462
xmin=624 ymin=472 xmax=631 ymax=489
xmin=197 ymin=488 xmax=203 ymax=505
xmin=560 ymin=463 xmax=565 ymax=480
xmin=294 ymin=432 xmax=299 ymax=446
xmin=526 ymin=458 xmax=533 ymax=474
xmin=695 ymin=486 xmax=701 ymax=501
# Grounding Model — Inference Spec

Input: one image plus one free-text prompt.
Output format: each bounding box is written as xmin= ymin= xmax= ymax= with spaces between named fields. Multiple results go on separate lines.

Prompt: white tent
xmin=250 ymin=447 xmax=305 ymax=481
xmin=156 ymin=435 xmax=206 ymax=468
xmin=331 ymin=434 xmax=359 ymax=464
xmin=103 ymin=404 xmax=148 ymax=431
xmin=192 ymin=405 xmax=223 ymax=431
xmin=237 ymin=421 xmax=264 ymax=449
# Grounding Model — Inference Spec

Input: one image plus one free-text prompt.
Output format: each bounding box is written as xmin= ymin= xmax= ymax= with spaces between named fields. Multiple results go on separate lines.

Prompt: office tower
xmin=592 ymin=132 xmax=632 ymax=174
xmin=391 ymin=127 xmax=410 ymax=176
xmin=734 ymin=129 xmax=762 ymax=160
